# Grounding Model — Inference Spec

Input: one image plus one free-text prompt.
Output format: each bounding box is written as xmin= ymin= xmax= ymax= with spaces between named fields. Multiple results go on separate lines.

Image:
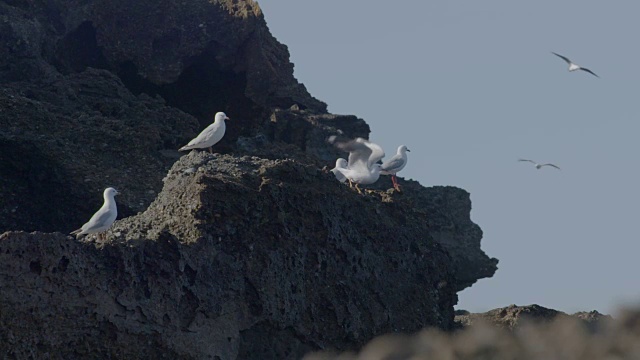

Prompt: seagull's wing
xmin=579 ymin=67 xmax=599 ymax=78
xmin=518 ymin=159 xmax=536 ymax=164
xmin=179 ymin=123 xmax=216 ymax=150
xmin=83 ymin=208 xmax=114 ymax=231
xmin=330 ymin=137 xmax=373 ymax=171
xmin=551 ymin=52 xmax=572 ymax=64
xmin=541 ymin=163 xmax=561 ymax=170
xmin=363 ymin=140 xmax=385 ymax=167
xmin=381 ymin=154 xmax=405 ymax=172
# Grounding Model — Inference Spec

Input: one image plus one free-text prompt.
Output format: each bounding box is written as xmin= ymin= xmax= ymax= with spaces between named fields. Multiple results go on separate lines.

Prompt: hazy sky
xmin=258 ymin=1 xmax=640 ymax=315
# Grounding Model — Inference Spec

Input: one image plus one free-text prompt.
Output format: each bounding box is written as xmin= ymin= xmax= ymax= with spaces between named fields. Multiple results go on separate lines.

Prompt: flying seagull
xmin=381 ymin=145 xmax=410 ymax=191
xmin=518 ymin=159 xmax=561 ymax=170
xmin=179 ymin=112 xmax=230 ymax=153
xmin=71 ymin=187 xmax=119 ymax=241
xmin=328 ymin=135 xmax=385 ymax=194
xmin=551 ymin=52 xmax=599 ymax=78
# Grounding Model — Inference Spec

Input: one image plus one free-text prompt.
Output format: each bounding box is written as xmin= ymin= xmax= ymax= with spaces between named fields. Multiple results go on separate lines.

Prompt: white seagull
xmin=328 ymin=136 xmax=385 ymax=194
xmin=551 ymin=52 xmax=599 ymax=78
xmin=381 ymin=145 xmax=410 ymax=191
xmin=179 ymin=112 xmax=230 ymax=153
xmin=518 ymin=159 xmax=561 ymax=170
xmin=71 ymin=187 xmax=119 ymax=241
xmin=330 ymin=158 xmax=349 ymax=183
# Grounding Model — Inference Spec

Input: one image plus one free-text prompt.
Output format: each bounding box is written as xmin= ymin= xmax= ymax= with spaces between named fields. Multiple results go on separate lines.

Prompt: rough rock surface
xmin=454 ymin=304 xmax=612 ymax=331
xmin=0 ymin=0 xmax=371 ymax=234
xmin=0 ymin=68 xmax=197 ymax=232
xmin=305 ymin=306 xmax=636 ymax=360
xmin=0 ymin=0 xmax=498 ymax=358
xmin=1 ymin=151 xmax=467 ymax=359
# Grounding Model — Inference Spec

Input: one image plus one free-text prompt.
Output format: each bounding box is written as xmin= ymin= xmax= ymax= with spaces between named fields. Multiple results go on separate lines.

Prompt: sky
xmin=257 ymin=1 xmax=640 ymax=315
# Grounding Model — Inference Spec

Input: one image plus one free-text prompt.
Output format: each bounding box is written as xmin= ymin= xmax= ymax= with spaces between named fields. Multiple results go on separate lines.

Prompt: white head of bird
xmin=104 ymin=187 xmax=119 ymax=198
xmin=215 ymin=112 xmax=230 ymax=123
xmin=398 ymin=145 xmax=410 ymax=154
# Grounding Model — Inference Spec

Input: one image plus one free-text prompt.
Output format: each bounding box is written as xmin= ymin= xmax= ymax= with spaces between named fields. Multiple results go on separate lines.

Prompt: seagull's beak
xmin=115 ymin=190 xmax=120 ymax=196
xmin=407 ymin=149 xmax=411 ymax=152
xmin=225 ymin=116 xmax=230 ymax=121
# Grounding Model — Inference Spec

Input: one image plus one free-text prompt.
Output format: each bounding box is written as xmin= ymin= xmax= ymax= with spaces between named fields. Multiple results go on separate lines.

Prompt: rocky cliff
xmin=0 ymin=0 xmax=497 ymax=358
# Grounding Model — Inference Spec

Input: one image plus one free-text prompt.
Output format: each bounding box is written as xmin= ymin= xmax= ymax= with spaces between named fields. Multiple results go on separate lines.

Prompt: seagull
xmin=381 ymin=145 xmax=410 ymax=191
xmin=328 ymin=136 xmax=385 ymax=194
xmin=518 ymin=159 xmax=561 ymax=170
xmin=71 ymin=187 xmax=119 ymax=241
xmin=551 ymin=52 xmax=599 ymax=78
xmin=179 ymin=112 xmax=230 ymax=153
xmin=330 ymin=158 xmax=349 ymax=183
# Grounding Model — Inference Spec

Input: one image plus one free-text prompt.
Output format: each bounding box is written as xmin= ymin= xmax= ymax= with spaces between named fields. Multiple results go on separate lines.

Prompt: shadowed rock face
xmin=0 ymin=0 xmax=498 ymax=358
xmin=0 ymin=0 xmax=372 ymax=233
xmin=0 ymin=152 xmax=463 ymax=359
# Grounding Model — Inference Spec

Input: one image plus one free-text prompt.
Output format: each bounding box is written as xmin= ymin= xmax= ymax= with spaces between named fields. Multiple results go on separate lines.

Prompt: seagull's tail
xmin=178 ymin=145 xmax=193 ymax=152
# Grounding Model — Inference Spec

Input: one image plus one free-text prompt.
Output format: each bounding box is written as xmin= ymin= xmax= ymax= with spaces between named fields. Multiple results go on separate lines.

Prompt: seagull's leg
xmin=208 ymin=147 xmax=213 ymax=154
xmin=390 ymin=175 xmax=399 ymax=191
xmin=355 ymin=183 xmax=363 ymax=194
xmin=348 ymin=179 xmax=354 ymax=188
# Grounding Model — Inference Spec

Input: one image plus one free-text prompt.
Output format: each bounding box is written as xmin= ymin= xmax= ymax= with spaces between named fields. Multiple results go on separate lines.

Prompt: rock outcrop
xmin=454 ymin=304 xmax=612 ymax=331
xmin=0 ymin=0 xmax=498 ymax=358
xmin=306 ymin=305 xmax=636 ymax=360
xmin=1 ymin=152 xmax=465 ymax=359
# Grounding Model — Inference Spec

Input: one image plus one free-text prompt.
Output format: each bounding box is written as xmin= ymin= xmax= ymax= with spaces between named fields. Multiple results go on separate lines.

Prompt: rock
xmin=0 ymin=151 xmax=487 ymax=359
xmin=0 ymin=0 xmax=499 ymax=358
xmin=305 ymin=307 xmax=640 ymax=360
xmin=454 ymin=304 xmax=613 ymax=332
xmin=0 ymin=68 xmax=197 ymax=232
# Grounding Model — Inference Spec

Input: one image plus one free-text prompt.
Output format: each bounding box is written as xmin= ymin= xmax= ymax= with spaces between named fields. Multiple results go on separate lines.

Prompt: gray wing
xmin=518 ymin=159 xmax=536 ymax=164
xmin=551 ymin=52 xmax=572 ymax=64
xmin=187 ymin=124 xmax=215 ymax=146
xmin=579 ymin=67 xmax=599 ymax=78
xmin=83 ymin=208 xmax=114 ymax=232
xmin=381 ymin=155 xmax=405 ymax=172
xmin=541 ymin=163 xmax=561 ymax=170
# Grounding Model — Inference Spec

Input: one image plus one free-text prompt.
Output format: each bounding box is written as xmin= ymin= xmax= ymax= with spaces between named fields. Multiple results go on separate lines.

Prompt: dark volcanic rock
xmin=0 ymin=0 xmax=325 ymax=113
xmin=306 ymin=307 xmax=637 ymax=360
xmin=0 ymin=0 xmax=498 ymax=358
xmin=0 ymin=151 xmax=468 ymax=359
xmin=0 ymin=68 xmax=198 ymax=232
xmin=454 ymin=304 xmax=613 ymax=331
xmin=0 ymin=0 xmax=369 ymax=234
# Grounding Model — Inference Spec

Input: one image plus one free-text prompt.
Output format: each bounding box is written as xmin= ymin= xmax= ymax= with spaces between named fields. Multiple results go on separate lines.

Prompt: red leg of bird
xmin=392 ymin=175 xmax=401 ymax=192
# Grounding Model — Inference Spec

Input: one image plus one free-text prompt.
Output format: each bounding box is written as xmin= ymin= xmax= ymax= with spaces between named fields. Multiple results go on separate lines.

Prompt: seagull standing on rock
xmin=551 ymin=52 xmax=599 ymax=78
xmin=381 ymin=145 xmax=410 ymax=191
xmin=518 ymin=159 xmax=561 ymax=170
xmin=328 ymin=136 xmax=385 ymax=194
xmin=71 ymin=187 xmax=119 ymax=241
xmin=179 ymin=112 xmax=230 ymax=153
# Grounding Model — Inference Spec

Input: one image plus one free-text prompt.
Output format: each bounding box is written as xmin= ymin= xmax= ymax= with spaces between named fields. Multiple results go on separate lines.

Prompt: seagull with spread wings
xmin=551 ymin=52 xmax=599 ymax=78
xmin=328 ymin=136 xmax=385 ymax=194
xmin=518 ymin=159 xmax=561 ymax=170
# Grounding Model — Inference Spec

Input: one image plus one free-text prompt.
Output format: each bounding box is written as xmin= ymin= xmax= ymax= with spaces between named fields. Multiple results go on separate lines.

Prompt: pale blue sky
xmin=258 ymin=1 xmax=640 ymax=315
